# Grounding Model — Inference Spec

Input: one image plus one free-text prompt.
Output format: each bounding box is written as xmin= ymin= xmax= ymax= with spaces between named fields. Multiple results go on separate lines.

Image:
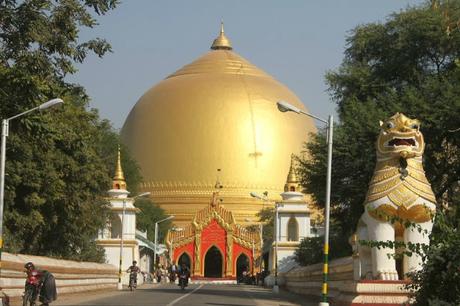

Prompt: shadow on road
xmin=144 ymin=284 xmax=273 ymax=300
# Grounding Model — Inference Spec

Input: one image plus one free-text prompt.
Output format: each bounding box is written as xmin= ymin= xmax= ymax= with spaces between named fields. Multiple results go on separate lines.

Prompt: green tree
xmin=134 ymin=198 xmax=171 ymax=242
xmin=298 ymin=0 xmax=460 ymax=303
xmin=294 ymin=237 xmax=323 ymax=266
xmin=298 ymin=0 xmax=460 ymax=241
xmin=256 ymin=207 xmax=274 ymax=252
xmin=295 ymin=223 xmax=352 ymax=266
xmin=0 ymin=0 xmax=134 ymax=262
xmin=408 ymin=212 xmax=460 ymax=306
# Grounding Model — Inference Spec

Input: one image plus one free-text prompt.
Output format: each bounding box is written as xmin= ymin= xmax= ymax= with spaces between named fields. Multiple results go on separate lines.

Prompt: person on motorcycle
xmin=177 ymin=263 xmax=190 ymax=288
xmin=24 ymin=262 xmax=57 ymax=306
xmin=169 ymin=262 xmax=177 ymax=283
xmin=126 ymin=261 xmax=141 ymax=288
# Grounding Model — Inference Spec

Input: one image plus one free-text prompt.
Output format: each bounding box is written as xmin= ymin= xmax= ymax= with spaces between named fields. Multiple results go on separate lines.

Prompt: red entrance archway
xmin=167 ymin=192 xmax=260 ymax=278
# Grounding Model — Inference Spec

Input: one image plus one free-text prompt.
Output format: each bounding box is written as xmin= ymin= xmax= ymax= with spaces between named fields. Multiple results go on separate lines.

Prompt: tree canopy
xmin=298 ymin=1 xmax=459 ymax=303
xmin=299 ymin=0 xmax=460 ymax=237
xmin=134 ymin=198 xmax=171 ymax=242
xmin=0 ymin=0 xmax=149 ymax=262
xmin=255 ymin=207 xmax=274 ymax=251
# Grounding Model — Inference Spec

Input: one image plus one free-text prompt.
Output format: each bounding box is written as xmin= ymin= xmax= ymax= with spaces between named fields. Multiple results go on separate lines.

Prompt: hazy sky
xmin=67 ymin=0 xmax=423 ymax=129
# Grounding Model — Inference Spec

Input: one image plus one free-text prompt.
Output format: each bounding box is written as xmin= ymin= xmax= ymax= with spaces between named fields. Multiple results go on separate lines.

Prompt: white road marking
xmin=166 ymin=284 xmax=204 ymax=306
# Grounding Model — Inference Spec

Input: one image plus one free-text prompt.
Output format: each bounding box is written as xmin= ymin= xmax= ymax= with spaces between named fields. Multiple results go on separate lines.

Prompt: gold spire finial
xmin=287 ymin=154 xmax=298 ymax=182
xmin=285 ymin=154 xmax=300 ymax=192
xmin=113 ymin=145 xmax=127 ymax=190
xmin=211 ymin=21 xmax=233 ymax=50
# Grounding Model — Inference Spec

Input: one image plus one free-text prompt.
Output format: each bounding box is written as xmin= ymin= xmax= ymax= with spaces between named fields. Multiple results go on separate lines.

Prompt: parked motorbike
xmin=178 ymin=274 xmax=188 ymax=290
xmin=23 ymin=270 xmax=41 ymax=306
xmin=128 ymin=272 xmax=137 ymax=291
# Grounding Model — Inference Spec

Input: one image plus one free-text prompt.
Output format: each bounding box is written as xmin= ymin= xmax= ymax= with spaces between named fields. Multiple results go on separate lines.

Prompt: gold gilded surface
xmin=121 ymin=30 xmax=316 ymax=222
xmin=211 ymin=22 xmax=232 ymax=50
xmin=368 ymin=204 xmax=433 ymax=224
xmin=114 ymin=147 xmax=125 ymax=181
xmin=366 ymin=113 xmax=437 ymax=222
xmin=387 ymin=184 xmax=420 ymax=208
xmin=366 ymin=162 xmax=436 ymax=205
xmin=377 ymin=113 xmax=424 ymax=158
xmin=226 ymin=231 xmax=233 ymax=276
xmin=112 ymin=146 xmax=127 ymax=190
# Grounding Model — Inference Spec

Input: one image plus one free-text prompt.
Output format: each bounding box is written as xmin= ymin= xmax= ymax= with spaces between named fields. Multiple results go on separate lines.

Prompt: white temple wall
xmin=281 ymin=256 xmax=411 ymax=305
xmin=0 ymin=252 xmax=118 ymax=301
xmin=278 ymin=213 xmax=310 ymax=242
xmin=121 ymin=212 xmax=137 ymax=240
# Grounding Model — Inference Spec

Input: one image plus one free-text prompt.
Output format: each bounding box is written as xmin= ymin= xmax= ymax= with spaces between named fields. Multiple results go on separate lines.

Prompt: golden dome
xmin=121 ymin=27 xmax=316 ymax=225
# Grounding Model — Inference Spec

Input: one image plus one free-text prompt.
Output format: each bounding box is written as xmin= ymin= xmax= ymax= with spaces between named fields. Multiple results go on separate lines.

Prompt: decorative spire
xmin=284 ymin=154 xmax=300 ymax=192
xmin=211 ymin=21 xmax=233 ymax=50
xmin=287 ymin=154 xmax=298 ymax=183
xmin=112 ymin=145 xmax=127 ymax=190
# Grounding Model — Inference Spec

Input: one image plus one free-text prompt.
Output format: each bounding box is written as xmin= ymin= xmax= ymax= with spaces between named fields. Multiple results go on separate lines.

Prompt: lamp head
xmin=250 ymin=192 xmax=261 ymax=199
xmin=39 ymin=98 xmax=64 ymax=110
xmin=137 ymin=192 xmax=151 ymax=198
xmin=277 ymin=100 xmax=300 ymax=114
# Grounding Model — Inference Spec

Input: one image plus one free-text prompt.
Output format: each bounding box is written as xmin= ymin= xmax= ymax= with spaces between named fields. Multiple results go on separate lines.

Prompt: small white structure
xmin=270 ymin=192 xmax=312 ymax=270
xmin=96 ymin=149 xmax=140 ymax=285
xmin=267 ymin=155 xmax=314 ymax=285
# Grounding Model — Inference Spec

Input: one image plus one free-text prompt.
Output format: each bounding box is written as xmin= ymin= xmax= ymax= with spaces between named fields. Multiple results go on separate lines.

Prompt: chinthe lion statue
xmin=352 ymin=113 xmax=437 ymax=280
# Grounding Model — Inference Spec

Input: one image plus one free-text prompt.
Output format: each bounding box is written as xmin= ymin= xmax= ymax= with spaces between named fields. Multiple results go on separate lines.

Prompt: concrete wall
xmin=0 ymin=252 xmax=118 ymax=300
xmin=281 ymin=257 xmax=411 ymax=306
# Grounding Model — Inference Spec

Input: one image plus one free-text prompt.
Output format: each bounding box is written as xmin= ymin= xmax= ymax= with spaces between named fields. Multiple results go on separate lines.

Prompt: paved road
xmin=51 ymin=284 xmax=317 ymax=306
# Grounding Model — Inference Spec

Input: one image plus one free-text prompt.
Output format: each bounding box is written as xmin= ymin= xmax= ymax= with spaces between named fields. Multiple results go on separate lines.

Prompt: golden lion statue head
xmin=377 ymin=113 xmax=424 ymax=159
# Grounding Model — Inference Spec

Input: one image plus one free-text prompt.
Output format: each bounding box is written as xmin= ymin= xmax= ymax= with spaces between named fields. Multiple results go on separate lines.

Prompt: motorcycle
xmin=23 ymin=270 xmax=42 ymax=306
xmin=128 ymin=272 xmax=137 ymax=291
xmin=178 ymin=274 xmax=188 ymax=290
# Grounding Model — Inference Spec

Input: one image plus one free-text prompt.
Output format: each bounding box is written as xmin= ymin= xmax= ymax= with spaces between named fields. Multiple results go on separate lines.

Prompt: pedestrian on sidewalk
xmin=155 ymin=267 xmax=162 ymax=283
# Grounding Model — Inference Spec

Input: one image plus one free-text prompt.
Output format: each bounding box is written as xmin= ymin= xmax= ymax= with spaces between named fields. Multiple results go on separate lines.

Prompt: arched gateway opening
xmin=204 ymin=246 xmax=223 ymax=278
xmin=178 ymin=253 xmax=191 ymax=270
xmin=236 ymin=253 xmax=250 ymax=281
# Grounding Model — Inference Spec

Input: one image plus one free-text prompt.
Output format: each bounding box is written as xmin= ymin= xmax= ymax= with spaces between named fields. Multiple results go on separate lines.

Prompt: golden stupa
xmin=121 ymin=24 xmax=316 ymax=226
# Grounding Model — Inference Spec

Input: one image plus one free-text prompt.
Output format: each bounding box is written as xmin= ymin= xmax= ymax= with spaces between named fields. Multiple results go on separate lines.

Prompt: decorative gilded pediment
xmin=192 ymin=192 xmax=235 ymax=231
xmin=167 ymin=191 xmax=260 ymax=248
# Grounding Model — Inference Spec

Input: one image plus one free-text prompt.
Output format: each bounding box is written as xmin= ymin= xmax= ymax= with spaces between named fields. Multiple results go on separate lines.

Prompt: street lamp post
xmin=251 ymin=239 xmax=255 ymax=274
xmin=277 ymin=100 xmax=333 ymax=306
xmin=273 ymin=202 xmax=280 ymax=293
xmin=259 ymin=223 xmax=263 ymax=271
xmin=249 ymin=192 xmax=268 ymax=280
xmin=154 ymin=215 xmax=174 ymax=270
xmin=0 ymin=98 xmax=64 ymax=291
xmin=249 ymin=192 xmax=280 ymax=293
xmin=117 ymin=192 xmax=150 ymax=290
